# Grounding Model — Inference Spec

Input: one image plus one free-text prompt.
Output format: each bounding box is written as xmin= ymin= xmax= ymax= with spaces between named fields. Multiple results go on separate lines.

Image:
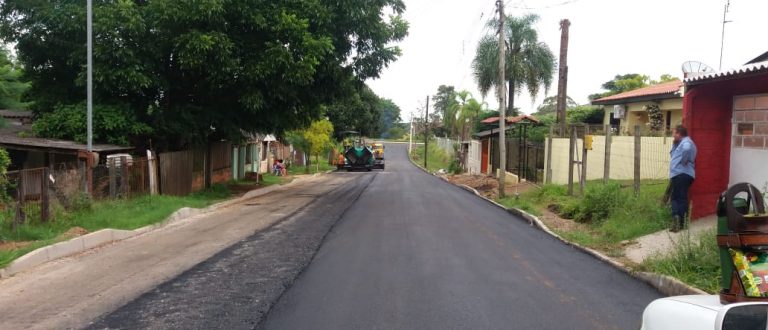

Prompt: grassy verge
xmin=289 ymin=161 xmax=335 ymax=175
xmin=0 ymin=184 xmax=240 ymax=268
xmin=409 ymin=145 xmax=454 ymax=173
xmin=498 ymin=180 xmax=670 ymax=256
xmin=643 ymin=229 xmax=720 ymax=293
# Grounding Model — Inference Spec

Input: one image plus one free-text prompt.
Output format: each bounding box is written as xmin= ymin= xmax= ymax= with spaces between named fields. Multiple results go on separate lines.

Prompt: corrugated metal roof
xmin=591 ymin=80 xmax=682 ymax=104
xmin=684 ymin=61 xmax=768 ymax=84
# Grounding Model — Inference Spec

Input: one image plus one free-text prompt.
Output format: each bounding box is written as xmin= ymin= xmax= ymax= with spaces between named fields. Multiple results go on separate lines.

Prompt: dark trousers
xmin=671 ymin=174 xmax=694 ymax=219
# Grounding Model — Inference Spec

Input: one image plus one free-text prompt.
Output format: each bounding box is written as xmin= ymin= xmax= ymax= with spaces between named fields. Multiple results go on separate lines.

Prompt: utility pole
xmin=497 ymin=0 xmax=507 ymax=198
xmin=556 ymin=19 xmax=570 ymax=137
xmin=424 ymin=96 xmax=430 ymax=169
xmin=86 ymin=0 xmax=93 ymax=152
xmin=719 ymin=0 xmax=731 ymax=70
xmin=409 ymin=111 xmax=414 ymax=155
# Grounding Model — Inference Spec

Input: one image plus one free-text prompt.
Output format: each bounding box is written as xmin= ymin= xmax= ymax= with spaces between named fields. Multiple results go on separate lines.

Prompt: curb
xmin=407 ymin=152 xmax=706 ymax=297
xmin=0 ymin=174 xmax=319 ymax=279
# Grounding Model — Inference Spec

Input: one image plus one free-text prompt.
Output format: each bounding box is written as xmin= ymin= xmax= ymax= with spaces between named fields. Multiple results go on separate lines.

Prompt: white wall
xmin=730 ymin=149 xmax=768 ymax=189
xmin=545 ymin=135 xmax=672 ymax=185
xmin=467 ymin=140 xmax=482 ymax=175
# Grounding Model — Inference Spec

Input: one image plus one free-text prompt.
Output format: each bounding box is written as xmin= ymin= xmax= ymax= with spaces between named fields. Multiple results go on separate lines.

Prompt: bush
xmin=448 ymin=159 xmax=462 ymax=175
xmin=574 ymin=183 xmax=625 ymax=222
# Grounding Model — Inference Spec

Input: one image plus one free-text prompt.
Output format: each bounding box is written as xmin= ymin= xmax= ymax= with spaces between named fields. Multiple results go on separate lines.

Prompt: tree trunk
xmin=507 ymin=78 xmax=516 ymax=116
xmin=305 ymin=155 xmax=311 ymax=174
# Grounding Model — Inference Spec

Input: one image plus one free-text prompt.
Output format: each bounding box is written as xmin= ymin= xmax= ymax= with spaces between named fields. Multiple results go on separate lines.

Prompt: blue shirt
xmin=670 ymin=136 xmax=697 ymax=179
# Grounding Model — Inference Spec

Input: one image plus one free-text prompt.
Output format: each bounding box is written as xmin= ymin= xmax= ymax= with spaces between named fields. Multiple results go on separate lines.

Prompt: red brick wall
xmin=211 ymin=168 xmax=231 ymax=185
xmin=684 ymin=74 xmax=768 ymax=219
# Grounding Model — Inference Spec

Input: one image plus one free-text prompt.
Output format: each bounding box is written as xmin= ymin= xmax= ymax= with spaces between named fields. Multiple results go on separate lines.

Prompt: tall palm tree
xmin=472 ymin=14 xmax=555 ymax=116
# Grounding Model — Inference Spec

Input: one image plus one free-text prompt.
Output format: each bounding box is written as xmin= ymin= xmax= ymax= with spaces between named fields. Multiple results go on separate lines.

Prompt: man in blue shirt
xmin=669 ymin=125 xmax=697 ymax=232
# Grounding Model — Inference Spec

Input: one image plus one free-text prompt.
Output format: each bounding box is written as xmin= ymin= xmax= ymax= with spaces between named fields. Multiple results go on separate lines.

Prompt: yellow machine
xmin=371 ymin=143 xmax=385 ymax=170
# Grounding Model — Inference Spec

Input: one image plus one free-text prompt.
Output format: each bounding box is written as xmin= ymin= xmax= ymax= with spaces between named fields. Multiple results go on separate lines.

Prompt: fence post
xmin=545 ymin=126 xmax=553 ymax=184
xmin=14 ymin=173 xmax=25 ymax=229
xmin=568 ymin=126 xmax=575 ymax=196
xmin=109 ymin=157 xmax=116 ymax=198
xmin=580 ymin=125 xmax=588 ymax=195
xmin=604 ymin=124 xmax=612 ymax=183
xmin=41 ymin=168 xmax=50 ymax=222
xmin=121 ymin=156 xmax=129 ymax=198
xmin=147 ymin=150 xmax=158 ymax=195
xmin=634 ymin=125 xmax=641 ymax=196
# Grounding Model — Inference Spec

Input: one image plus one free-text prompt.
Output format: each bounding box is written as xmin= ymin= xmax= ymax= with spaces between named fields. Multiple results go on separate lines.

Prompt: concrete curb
xmin=0 ymin=174 xmax=319 ymax=279
xmin=406 ymin=152 xmax=706 ymax=297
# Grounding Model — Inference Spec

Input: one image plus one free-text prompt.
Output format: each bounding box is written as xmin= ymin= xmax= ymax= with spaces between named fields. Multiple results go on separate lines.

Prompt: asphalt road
xmin=262 ymin=144 xmax=661 ymax=330
xmin=91 ymin=143 xmax=661 ymax=329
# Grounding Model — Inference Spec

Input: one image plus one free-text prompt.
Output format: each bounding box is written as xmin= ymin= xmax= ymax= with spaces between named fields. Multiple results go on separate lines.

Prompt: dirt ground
xmin=446 ymin=174 xmax=537 ymax=200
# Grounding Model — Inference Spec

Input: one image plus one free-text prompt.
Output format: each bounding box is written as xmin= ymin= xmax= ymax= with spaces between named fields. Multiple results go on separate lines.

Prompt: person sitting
xmin=278 ymin=159 xmax=288 ymax=176
xmin=273 ymin=160 xmax=282 ymax=176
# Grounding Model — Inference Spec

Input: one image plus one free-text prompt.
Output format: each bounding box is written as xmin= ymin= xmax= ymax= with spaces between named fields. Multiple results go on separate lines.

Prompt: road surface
xmin=92 ymin=143 xmax=662 ymax=329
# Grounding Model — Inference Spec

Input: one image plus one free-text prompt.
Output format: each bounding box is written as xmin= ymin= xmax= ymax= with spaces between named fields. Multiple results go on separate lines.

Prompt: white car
xmin=642 ymin=295 xmax=768 ymax=330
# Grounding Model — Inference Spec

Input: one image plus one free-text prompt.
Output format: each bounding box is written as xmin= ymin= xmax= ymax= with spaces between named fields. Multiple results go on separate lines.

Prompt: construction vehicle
xmin=336 ymin=131 xmax=375 ymax=171
xmin=371 ymin=143 xmax=385 ymax=170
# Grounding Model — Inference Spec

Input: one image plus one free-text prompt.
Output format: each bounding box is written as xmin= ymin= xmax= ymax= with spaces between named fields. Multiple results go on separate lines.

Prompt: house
xmin=475 ymin=115 xmax=540 ymax=176
xmin=682 ymin=54 xmax=768 ymax=219
xmin=0 ymin=110 xmax=133 ymax=171
xmin=592 ymin=80 xmax=684 ymax=135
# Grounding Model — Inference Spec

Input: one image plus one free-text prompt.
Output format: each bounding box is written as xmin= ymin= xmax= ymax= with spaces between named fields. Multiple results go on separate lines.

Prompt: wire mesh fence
xmin=545 ymin=125 xmax=673 ymax=194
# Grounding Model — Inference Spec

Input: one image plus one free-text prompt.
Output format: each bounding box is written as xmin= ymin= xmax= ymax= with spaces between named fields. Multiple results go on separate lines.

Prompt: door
xmin=481 ymin=139 xmax=489 ymax=174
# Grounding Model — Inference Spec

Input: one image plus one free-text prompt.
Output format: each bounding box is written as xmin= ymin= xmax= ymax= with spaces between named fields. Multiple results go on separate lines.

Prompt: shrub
xmin=574 ymin=183 xmax=625 ymax=222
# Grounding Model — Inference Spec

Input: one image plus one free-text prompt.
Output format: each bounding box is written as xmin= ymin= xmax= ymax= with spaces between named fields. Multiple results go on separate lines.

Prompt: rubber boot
xmin=670 ymin=216 xmax=682 ymax=233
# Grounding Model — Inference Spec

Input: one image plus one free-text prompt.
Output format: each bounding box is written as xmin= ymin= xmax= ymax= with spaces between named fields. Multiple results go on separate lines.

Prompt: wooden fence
xmin=159 ymin=142 xmax=232 ymax=196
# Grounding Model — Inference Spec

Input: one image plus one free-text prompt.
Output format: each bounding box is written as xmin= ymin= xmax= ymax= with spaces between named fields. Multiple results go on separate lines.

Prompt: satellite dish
xmin=682 ymin=61 xmax=716 ymax=77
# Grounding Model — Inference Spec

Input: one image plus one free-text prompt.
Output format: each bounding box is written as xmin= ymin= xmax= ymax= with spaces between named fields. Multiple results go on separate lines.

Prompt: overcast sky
xmin=367 ymin=0 xmax=768 ymax=121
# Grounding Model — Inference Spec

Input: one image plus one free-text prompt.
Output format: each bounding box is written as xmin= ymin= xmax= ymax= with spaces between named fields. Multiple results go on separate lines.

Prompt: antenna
xmin=719 ymin=0 xmax=732 ymax=70
xmin=682 ymin=61 xmax=716 ymax=78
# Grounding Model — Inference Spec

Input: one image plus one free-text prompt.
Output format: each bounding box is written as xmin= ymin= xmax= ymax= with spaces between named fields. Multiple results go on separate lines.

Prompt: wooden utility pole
xmin=497 ymin=0 xmax=507 ymax=198
xmin=424 ymin=96 xmax=430 ymax=169
xmin=556 ymin=19 xmax=570 ymax=137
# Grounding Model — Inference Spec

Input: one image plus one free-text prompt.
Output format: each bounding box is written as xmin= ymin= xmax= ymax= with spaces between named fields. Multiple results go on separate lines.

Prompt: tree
xmin=0 ymin=48 xmax=28 ymax=109
xmin=303 ymin=119 xmax=334 ymax=172
xmin=326 ymin=84 xmax=381 ymax=139
xmin=534 ymin=95 xmax=576 ymax=115
xmin=589 ymin=74 xmax=677 ymax=101
xmin=432 ymin=85 xmax=458 ymax=129
xmin=472 ymin=14 xmax=556 ymax=116
xmin=377 ymin=98 xmax=402 ymax=139
xmin=0 ymin=1 xmax=408 ymax=149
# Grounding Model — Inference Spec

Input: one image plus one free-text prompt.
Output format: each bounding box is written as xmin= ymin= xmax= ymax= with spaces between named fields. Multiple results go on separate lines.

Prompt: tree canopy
xmin=588 ymin=73 xmax=678 ymax=101
xmin=0 ymin=48 xmax=28 ymax=110
xmin=473 ymin=14 xmax=555 ymax=116
xmin=0 ymin=0 xmax=408 ymax=149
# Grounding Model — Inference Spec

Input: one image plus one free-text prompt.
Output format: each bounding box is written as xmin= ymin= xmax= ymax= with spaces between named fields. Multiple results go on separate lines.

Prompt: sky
xmin=367 ymin=0 xmax=768 ymax=121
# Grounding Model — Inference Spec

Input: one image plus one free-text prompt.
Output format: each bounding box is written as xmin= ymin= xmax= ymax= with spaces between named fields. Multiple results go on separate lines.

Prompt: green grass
xmin=497 ymin=196 xmax=541 ymax=216
xmin=643 ymin=229 xmax=720 ymax=293
xmin=500 ymin=180 xmax=671 ymax=252
xmin=0 ymin=184 xmax=236 ymax=268
xmin=289 ymin=161 xmax=335 ymax=175
xmin=409 ymin=145 xmax=454 ymax=173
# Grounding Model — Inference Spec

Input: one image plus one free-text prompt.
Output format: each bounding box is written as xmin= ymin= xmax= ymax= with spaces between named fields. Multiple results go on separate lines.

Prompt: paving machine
xmin=337 ymin=131 xmax=375 ymax=171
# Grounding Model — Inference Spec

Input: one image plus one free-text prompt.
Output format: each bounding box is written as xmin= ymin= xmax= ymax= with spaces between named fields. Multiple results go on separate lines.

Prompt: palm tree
xmin=472 ymin=14 xmax=555 ymax=116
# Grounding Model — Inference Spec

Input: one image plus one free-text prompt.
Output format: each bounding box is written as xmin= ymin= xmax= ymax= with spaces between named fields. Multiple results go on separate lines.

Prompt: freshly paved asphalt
xmin=91 ymin=143 xmax=661 ymax=329
xmin=262 ymin=144 xmax=661 ymax=330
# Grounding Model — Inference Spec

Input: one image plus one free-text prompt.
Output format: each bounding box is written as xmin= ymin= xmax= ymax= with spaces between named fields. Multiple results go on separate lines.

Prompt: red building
xmin=683 ymin=53 xmax=768 ymax=219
